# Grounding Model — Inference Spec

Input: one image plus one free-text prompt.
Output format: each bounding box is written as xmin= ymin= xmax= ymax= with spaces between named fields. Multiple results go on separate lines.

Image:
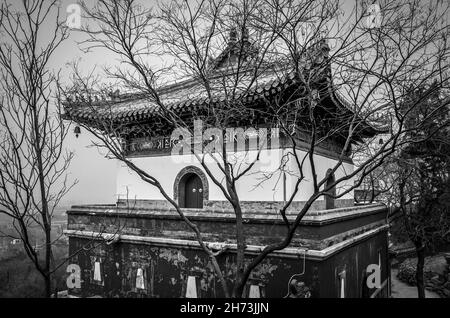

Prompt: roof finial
xmin=242 ymin=27 xmax=249 ymax=42
xmin=229 ymin=27 xmax=237 ymax=45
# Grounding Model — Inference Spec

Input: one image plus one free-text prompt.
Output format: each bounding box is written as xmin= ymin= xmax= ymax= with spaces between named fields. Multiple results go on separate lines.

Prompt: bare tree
xmin=0 ymin=0 xmax=149 ymax=298
xmin=373 ymin=82 xmax=450 ymax=298
xmin=62 ymin=0 xmax=450 ymax=297
xmin=0 ymin=0 xmax=73 ymax=297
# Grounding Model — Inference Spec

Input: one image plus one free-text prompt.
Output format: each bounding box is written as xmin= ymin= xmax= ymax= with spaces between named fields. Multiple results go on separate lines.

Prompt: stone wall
xmin=67 ymin=204 xmax=386 ymax=250
xmin=117 ymin=198 xmax=355 ymax=213
xmin=67 ymin=228 xmax=389 ymax=298
xmin=67 ymin=238 xmax=318 ymax=298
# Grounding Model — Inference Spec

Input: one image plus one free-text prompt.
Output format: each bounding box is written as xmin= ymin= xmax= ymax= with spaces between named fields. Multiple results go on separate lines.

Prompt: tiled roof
xmin=63 ymin=33 xmax=329 ymax=122
xmin=63 ymin=66 xmax=298 ymax=122
xmin=63 ymin=70 xmax=383 ymax=138
xmin=62 ymin=34 xmax=383 ymax=137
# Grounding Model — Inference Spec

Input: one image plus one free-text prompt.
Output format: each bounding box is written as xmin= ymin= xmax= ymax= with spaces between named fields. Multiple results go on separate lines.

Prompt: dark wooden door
xmin=185 ymin=174 xmax=203 ymax=208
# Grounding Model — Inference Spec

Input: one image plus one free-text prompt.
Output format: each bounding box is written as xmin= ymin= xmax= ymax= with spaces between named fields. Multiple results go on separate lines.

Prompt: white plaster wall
xmin=287 ymin=149 xmax=355 ymax=202
xmin=116 ymin=148 xmax=354 ymax=202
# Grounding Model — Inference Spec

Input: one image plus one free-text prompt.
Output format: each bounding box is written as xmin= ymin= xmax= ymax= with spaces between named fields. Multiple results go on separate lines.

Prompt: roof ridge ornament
xmin=210 ymin=26 xmax=258 ymax=71
xmin=228 ymin=27 xmax=237 ymax=45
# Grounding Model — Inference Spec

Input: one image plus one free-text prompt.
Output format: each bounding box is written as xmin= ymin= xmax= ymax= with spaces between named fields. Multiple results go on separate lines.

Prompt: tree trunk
xmin=43 ymin=224 xmax=52 ymax=298
xmin=415 ymin=243 xmax=425 ymax=298
xmin=32 ymin=105 xmax=53 ymax=298
xmin=233 ymin=206 xmax=246 ymax=298
xmin=44 ymin=274 xmax=52 ymax=298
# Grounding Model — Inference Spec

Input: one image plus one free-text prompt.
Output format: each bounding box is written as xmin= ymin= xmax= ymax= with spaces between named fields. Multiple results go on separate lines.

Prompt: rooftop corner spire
xmin=228 ymin=27 xmax=237 ymax=45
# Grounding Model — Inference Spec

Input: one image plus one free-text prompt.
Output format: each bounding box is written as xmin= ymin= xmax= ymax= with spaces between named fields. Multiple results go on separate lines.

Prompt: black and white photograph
xmin=0 ymin=0 xmax=449 ymax=306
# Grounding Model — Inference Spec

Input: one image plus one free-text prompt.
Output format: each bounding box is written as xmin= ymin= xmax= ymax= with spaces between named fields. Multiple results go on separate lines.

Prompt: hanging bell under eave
xmin=74 ymin=126 xmax=81 ymax=138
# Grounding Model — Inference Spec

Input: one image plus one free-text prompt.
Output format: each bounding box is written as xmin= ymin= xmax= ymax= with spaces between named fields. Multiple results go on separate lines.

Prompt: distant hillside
xmin=0 ymin=204 xmax=71 ymax=226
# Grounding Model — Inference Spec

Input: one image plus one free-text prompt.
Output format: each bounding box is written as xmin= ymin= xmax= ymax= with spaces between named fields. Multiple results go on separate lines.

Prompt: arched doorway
xmin=184 ymin=174 xmax=203 ymax=208
xmin=325 ymin=169 xmax=336 ymax=210
xmin=174 ymin=166 xmax=209 ymax=209
xmin=179 ymin=173 xmax=203 ymax=208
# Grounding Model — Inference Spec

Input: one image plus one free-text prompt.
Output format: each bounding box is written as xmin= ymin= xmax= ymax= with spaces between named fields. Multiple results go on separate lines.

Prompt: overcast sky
xmin=48 ymin=0 xmax=122 ymax=205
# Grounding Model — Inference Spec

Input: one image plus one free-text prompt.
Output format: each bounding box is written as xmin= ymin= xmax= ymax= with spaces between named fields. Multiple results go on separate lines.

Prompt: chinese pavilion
xmin=63 ymin=30 xmax=390 ymax=298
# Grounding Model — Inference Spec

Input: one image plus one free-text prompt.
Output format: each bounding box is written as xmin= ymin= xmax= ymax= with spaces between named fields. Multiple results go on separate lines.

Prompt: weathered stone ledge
xmin=66 ymin=203 xmax=386 ymax=226
xmin=64 ymin=223 xmax=389 ymax=261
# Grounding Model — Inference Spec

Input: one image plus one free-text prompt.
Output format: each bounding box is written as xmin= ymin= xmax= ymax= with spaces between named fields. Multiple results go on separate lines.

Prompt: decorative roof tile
xmin=62 ymin=35 xmax=384 ymax=138
xmin=64 ymin=66 xmax=293 ymax=122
